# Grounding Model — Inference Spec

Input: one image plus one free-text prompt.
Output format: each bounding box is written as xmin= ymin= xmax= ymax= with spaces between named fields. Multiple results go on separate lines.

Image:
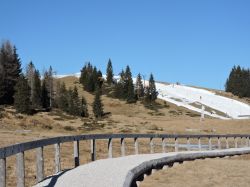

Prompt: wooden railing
xmin=0 ymin=134 xmax=250 ymax=187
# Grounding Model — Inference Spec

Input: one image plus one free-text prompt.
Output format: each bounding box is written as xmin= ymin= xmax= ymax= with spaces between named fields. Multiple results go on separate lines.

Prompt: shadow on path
xmin=40 ymin=169 xmax=72 ymax=187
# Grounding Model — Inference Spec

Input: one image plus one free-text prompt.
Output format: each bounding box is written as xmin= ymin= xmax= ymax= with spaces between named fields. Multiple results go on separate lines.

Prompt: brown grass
xmin=141 ymin=155 xmax=250 ymax=187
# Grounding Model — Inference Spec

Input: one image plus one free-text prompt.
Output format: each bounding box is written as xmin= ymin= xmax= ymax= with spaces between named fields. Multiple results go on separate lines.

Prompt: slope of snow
xmin=56 ymin=73 xmax=250 ymax=120
xmin=56 ymin=72 xmax=81 ymax=78
xmin=156 ymin=83 xmax=250 ymax=119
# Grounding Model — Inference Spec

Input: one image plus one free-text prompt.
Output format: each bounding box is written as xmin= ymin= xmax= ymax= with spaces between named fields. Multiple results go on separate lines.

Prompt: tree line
xmin=0 ymin=41 xmax=89 ymax=117
xmin=225 ymin=65 xmax=250 ymax=98
xmin=1 ymin=40 xmax=158 ymax=118
xmin=79 ymin=59 xmax=158 ymax=105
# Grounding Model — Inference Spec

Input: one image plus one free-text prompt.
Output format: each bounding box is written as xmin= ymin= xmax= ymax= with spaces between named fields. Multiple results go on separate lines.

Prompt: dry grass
xmin=0 ymin=76 xmax=250 ymax=186
xmin=141 ymin=155 xmax=250 ymax=187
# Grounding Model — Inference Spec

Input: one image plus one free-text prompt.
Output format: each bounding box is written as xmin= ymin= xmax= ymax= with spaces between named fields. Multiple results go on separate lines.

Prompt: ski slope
xmin=57 ymin=73 xmax=250 ymax=120
xmin=156 ymin=83 xmax=250 ymax=119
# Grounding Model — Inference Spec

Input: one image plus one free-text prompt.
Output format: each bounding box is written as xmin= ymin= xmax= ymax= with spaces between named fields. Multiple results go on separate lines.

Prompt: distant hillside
xmin=57 ymin=74 xmax=250 ymax=120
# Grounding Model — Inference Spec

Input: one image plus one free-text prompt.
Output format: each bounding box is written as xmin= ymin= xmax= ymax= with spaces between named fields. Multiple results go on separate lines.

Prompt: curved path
xmin=35 ymin=147 xmax=250 ymax=187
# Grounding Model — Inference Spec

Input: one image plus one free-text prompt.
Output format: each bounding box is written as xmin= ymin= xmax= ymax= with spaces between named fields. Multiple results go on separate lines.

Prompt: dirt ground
xmin=1 ymin=76 xmax=250 ymax=186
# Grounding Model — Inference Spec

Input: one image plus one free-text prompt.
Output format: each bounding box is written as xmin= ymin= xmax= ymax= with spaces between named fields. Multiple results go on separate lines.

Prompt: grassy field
xmin=0 ymin=76 xmax=250 ymax=186
xmin=141 ymin=155 xmax=250 ymax=187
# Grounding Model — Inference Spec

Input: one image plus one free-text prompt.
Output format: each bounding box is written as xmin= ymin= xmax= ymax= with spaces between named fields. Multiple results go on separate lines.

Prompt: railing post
xmin=54 ymin=143 xmax=61 ymax=173
xmin=91 ymin=139 xmax=96 ymax=161
xmin=134 ymin=138 xmax=139 ymax=155
xmin=150 ymin=138 xmax=154 ymax=154
xmin=175 ymin=137 xmax=179 ymax=152
xmin=198 ymin=137 xmax=201 ymax=151
xmin=245 ymin=137 xmax=249 ymax=147
xmin=240 ymin=137 xmax=243 ymax=147
xmin=121 ymin=138 xmax=125 ymax=157
xmin=74 ymin=140 xmax=80 ymax=167
xmin=0 ymin=158 xmax=6 ymax=187
xmin=187 ymin=138 xmax=191 ymax=151
xmin=162 ymin=138 xmax=166 ymax=153
xmin=108 ymin=138 xmax=113 ymax=158
xmin=234 ymin=137 xmax=238 ymax=148
xmin=16 ymin=152 xmax=25 ymax=187
xmin=209 ymin=137 xmax=212 ymax=150
xmin=217 ymin=137 xmax=221 ymax=149
xmin=36 ymin=147 xmax=44 ymax=183
xmin=226 ymin=138 xmax=229 ymax=149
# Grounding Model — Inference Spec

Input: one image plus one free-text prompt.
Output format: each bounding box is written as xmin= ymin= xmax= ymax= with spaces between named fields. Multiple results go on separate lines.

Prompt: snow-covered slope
xmin=56 ymin=73 xmax=250 ymax=120
xmin=156 ymin=83 xmax=250 ymax=119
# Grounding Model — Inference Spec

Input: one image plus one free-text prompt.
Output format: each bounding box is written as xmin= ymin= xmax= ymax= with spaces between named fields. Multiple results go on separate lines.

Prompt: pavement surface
xmin=34 ymin=148 xmax=250 ymax=187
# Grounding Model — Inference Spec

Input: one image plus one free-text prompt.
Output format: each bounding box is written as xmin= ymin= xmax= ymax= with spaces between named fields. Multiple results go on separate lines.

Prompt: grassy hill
xmin=1 ymin=76 xmax=250 ymax=187
xmin=1 ymin=76 xmax=250 ymax=147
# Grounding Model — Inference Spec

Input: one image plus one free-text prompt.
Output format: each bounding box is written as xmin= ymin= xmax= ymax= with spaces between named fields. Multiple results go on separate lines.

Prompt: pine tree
xmin=14 ymin=74 xmax=31 ymax=114
xmin=80 ymin=96 xmax=88 ymax=117
xmin=56 ymin=82 xmax=68 ymax=112
xmin=225 ymin=65 xmax=250 ymax=98
xmin=71 ymin=86 xmax=81 ymax=116
xmin=114 ymin=69 xmax=125 ymax=99
xmin=79 ymin=62 xmax=102 ymax=92
xmin=0 ymin=41 xmax=22 ymax=104
xmin=92 ymin=87 xmax=103 ymax=118
xmin=106 ymin=59 xmax=114 ymax=85
xmin=67 ymin=88 xmax=73 ymax=114
xmin=42 ymin=67 xmax=54 ymax=108
xmin=135 ymin=73 xmax=144 ymax=99
xmin=32 ymin=70 xmax=42 ymax=108
xmin=124 ymin=66 xmax=136 ymax=103
xmin=25 ymin=62 xmax=42 ymax=109
xmin=41 ymin=79 xmax=50 ymax=109
xmin=26 ymin=61 xmax=35 ymax=102
xmin=48 ymin=66 xmax=54 ymax=107
xmin=145 ymin=73 xmax=158 ymax=103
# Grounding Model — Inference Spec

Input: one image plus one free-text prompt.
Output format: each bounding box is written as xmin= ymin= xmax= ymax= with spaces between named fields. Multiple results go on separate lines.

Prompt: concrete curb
xmin=123 ymin=148 xmax=250 ymax=187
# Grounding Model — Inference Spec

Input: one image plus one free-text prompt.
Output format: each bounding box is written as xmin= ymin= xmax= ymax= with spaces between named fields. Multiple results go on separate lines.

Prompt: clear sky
xmin=0 ymin=0 xmax=250 ymax=90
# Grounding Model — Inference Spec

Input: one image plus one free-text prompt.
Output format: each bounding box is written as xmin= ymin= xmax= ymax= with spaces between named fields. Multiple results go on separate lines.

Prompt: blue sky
xmin=0 ymin=0 xmax=250 ymax=90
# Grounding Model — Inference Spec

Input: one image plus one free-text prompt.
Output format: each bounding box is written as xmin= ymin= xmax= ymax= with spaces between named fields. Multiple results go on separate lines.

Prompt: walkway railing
xmin=0 ymin=133 xmax=250 ymax=187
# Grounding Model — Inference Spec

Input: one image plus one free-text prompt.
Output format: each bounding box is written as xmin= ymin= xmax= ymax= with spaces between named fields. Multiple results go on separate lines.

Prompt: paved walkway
xmin=34 ymin=153 xmax=178 ymax=187
xmin=34 ymin=148 xmax=250 ymax=187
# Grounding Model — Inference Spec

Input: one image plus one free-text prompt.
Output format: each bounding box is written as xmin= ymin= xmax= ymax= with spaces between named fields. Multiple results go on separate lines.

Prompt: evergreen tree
xmin=48 ymin=66 xmax=54 ymax=107
xmin=32 ymin=70 xmax=42 ymax=108
xmin=80 ymin=96 xmax=88 ymax=117
xmin=225 ymin=65 xmax=250 ymax=98
xmin=26 ymin=61 xmax=35 ymax=102
xmin=68 ymin=86 xmax=85 ymax=116
xmin=106 ymin=59 xmax=114 ymax=85
xmin=92 ymin=87 xmax=103 ymax=118
xmin=225 ymin=66 xmax=236 ymax=93
xmin=41 ymin=79 xmax=50 ymax=109
xmin=14 ymin=75 xmax=31 ymax=114
xmin=56 ymin=82 xmax=68 ymax=111
xmin=79 ymin=62 xmax=102 ymax=92
xmin=42 ymin=67 xmax=54 ymax=108
xmin=114 ymin=69 xmax=125 ymax=99
xmin=145 ymin=73 xmax=158 ymax=103
xmin=135 ymin=73 xmax=144 ymax=99
xmin=67 ymin=87 xmax=74 ymax=114
xmin=124 ymin=66 xmax=136 ymax=103
xmin=0 ymin=41 xmax=22 ymax=104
